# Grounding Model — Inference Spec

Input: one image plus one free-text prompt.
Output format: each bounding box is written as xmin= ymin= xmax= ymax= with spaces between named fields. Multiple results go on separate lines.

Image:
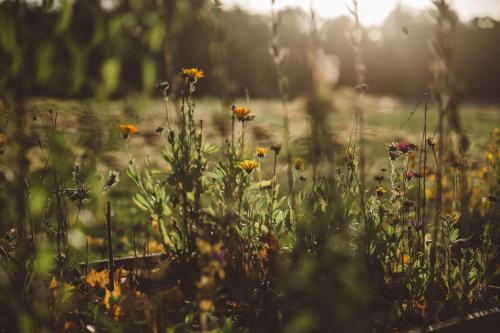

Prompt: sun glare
xmin=224 ymin=0 xmax=441 ymax=26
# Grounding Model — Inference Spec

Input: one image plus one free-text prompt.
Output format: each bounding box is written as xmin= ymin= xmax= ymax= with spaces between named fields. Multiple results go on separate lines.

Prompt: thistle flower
xmin=231 ymin=105 xmax=251 ymax=121
xmin=386 ymin=142 xmax=399 ymax=160
xmin=376 ymin=186 xmax=386 ymax=197
xmin=405 ymin=170 xmax=416 ymax=180
xmin=256 ymin=147 xmax=269 ymax=158
xmin=410 ymin=219 xmax=423 ymax=232
xmin=239 ymin=160 xmax=258 ymax=174
xmin=181 ymin=67 xmax=204 ymax=80
xmin=396 ymin=140 xmax=417 ymax=153
xmin=118 ymin=124 xmax=138 ymax=139
xmin=293 ymin=158 xmax=305 ymax=171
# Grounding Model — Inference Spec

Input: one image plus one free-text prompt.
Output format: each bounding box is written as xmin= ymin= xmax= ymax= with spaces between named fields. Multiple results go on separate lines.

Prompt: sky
xmin=223 ymin=0 xmax=500 ymax=26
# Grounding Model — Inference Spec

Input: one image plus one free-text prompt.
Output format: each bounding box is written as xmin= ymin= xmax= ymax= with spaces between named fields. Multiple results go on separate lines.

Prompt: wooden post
xmin=105 ymin=201 xmax=114 ymax=291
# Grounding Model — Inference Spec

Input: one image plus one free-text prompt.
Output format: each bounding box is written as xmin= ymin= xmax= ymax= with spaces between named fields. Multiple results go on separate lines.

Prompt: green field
xmin=24 ymin=91 xmax=499 ymax=179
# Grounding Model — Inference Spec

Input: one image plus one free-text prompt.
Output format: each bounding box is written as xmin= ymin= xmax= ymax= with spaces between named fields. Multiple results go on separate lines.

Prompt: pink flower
xmin=410 ymin=219 xmax=423 ymax=232
xmin=396 ymin=140 xmax=417 ymax=154
xmin=406 ymin=170 xmax=416 ymax=180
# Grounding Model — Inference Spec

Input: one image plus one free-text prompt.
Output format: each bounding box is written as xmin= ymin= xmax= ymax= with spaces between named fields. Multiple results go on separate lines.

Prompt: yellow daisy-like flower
xmin=118 ymin=124 xmax=138 ymax=139
xmin=293 ymin=158 xmax=305 ymax=171
xmin=239 ymin=160 xmax=258 ymax=174
xmin=403 ymin=254 xmax=410 ymax=265
xmin=181 ymin=67 xmax=205 ymax=80
xmin=231 ymin=105 xmax=251 ymax=121
xmin=376 ymin=186 xmax=386 ymax=197
xmin=256 ymin=147 xmax=269 ymax=158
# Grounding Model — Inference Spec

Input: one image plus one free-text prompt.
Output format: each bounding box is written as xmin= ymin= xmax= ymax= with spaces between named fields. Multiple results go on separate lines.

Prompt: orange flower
xmin=86 ymin=269 xmax=109 ymax=288
xmin=231 ymin=105 xmax=251 ymax=121
xmin=256 ymin=147 xmax=269 ymax=158
xmin=181 ymin=67 xmax=204 ymax=80
xmin=376 ymin=186 xmax=386 ymax=197
xmin=239 ymin=160 xmax=258 ymax=174
xmin=118 ymin=124 xmax=138 ymax=139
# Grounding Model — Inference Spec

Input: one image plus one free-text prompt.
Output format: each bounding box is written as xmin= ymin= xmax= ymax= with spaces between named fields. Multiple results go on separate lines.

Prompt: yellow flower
xmin=293 ymin=158 xmax=305 ymax=171
xmin=64 ymin=321 xmax=76 ymax=331
xmin=103 ymin=285 xmax=120 ymax=307
xmin=86 ymin=269 xmax=109 ymax=288
xmin=478 ymin=166 xmax=490 ymax=180
xmin=239 ymin=160 xmax=258 ymax=174
xmin=256 ymin=147 xmax=269 ymax=158
xmin=87 ymin=236 xmax=104 ymax=246
xmin=231 ymin=105 xmax=251 ymax=121
xmin=487 ymin=152 xmax=494 ymax=162
xmin=376 ymin=186 xmax=386 ymax=197
xmin=444 ymin=190 xmax=455 ymax=203
xmin=49 ymin=276 xmax=58 ymax=289
xmin=425 ymin=189 xmax=434 ymax=200
xmin=147 ymin=240 xmax=164 ymax=253
xmin=118 ymin=124 xmax=138 ymax=139
xmin=199 ymin=299 xmax=214 ymax=312
xmin=403 ymin=254 xmax=410 ymax=265
xmin=150 ymin=214 xmax=159 ymax=231
xmin=181 ymin=67 xmax=204 ymax=80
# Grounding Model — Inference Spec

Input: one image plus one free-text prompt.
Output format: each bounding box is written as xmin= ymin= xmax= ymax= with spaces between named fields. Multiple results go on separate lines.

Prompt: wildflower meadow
xmin=0 ymin=0 xmax=499 ymax=332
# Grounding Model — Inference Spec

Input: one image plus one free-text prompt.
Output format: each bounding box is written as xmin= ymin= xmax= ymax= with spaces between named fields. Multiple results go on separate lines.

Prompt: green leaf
xmin=249 ymin=180 xmax=272 ymax=190
xmin=142 ymin=57 xmax=156 ymax=92
xmin=55 ymin=0 xmax=73 ymax=34
xmin=100 ymin=57 xmax=121 ymax=96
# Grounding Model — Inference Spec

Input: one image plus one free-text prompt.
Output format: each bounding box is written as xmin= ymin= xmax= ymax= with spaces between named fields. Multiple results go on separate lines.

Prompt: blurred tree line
xmin=1 ymin=0 xmax=500 ymax=100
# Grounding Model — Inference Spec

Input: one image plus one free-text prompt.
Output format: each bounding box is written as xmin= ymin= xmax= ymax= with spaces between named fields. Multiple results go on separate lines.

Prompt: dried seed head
xmin=270 ymin=144 xmax=282 ymax=154
xmin=104 ymin=170 xmax=120 ymax=191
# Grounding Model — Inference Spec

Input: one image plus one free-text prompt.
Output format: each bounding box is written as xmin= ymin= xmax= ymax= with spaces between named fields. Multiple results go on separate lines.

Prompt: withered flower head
xmin=270 ymin=144 xmax=282 ymax=154
xmin=104 ymin=170 xmax=120 ymax=191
